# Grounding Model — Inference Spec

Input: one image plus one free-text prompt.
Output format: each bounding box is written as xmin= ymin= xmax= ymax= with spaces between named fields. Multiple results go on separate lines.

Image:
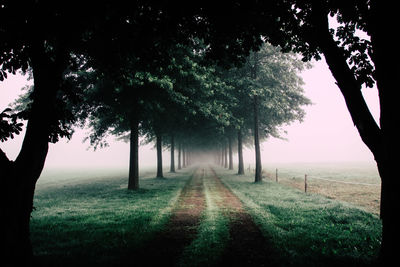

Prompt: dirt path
xmin=130 ymin=166 xmax=273 ymax=267
xmin=207 ymin=167 xmax=275 ymax=267
xmin=131 ymin=168 xmax=206 ymax=267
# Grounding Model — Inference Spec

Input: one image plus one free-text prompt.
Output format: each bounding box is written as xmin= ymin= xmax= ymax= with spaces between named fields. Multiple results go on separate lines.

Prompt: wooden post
xmin=305 ymin=174 xmax=308 ymax=193
xmin=276 ymin=168 xmax=278 ymax=182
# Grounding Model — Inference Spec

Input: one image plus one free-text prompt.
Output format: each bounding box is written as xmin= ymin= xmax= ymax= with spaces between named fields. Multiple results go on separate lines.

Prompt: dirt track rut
xmin=207 ymin=167 xmax=274 ymax=267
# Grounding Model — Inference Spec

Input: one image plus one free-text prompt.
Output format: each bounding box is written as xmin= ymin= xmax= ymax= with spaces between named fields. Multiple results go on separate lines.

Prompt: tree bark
xmin=228 ymin=135 xmax=233 ymax=170
xmin=128 ymin=118 xmax=139 ymax=190
xmin=237 ymin=129 xmax=245 ymax=175
xmin=156 ymin=134 xmax=163 ymax=178
xmin=170 ymin=135 xmax=175 ymax=172
xmin=253 ymin=95 xmax=262 ymax=182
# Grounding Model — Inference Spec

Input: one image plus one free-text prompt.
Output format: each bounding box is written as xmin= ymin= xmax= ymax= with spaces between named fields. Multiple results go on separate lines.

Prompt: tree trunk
xmin=182 ymin=145 xmax=186 ymax=168
xmin=228 ymin=136 xmax=233 ymax=170
xmin=221 ymin=146 xmax=225 ymax=167
xmin=156 ymin=134 xmax=163 ymax=178
xmin=224 ymin=143 xmax=228 ymax=168
xmin=253 ymin=95 xmax=262 ymax=182
xmin=237 ymin=129 xmax=245 ymax=175
xmin=377 ymin=157 xmax=399 ymax=264
xmin=186 ymin=148 xmax=190 ymax=166
xmin=128 ymin=118 xmax=139 ymax=190
xmin=178 ymin=142 xmax=182 ymax=170
xmin=1 ymin=41 xmax=66 ymax=266
xmin=368 ymin=5 xmax=398 ymax=261
xmin=372 ymin=4 xmax=400 ymax=261
xmin=170 ymin=135 xmax=175 ymax=172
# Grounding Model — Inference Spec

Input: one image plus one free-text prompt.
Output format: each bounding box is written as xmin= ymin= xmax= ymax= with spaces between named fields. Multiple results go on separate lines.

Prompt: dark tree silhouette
xmin=252 ymin=1 xmax=397 ymax=262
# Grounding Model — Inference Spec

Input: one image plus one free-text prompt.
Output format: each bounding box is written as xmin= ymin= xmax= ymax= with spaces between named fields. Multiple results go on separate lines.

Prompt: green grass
xmin=31 ymin=165 xmax=382 ymax=266
xmin=216 ymin=167 xmax=382 ymax=266
xmin=31 ymin=167 xmax=191 ymax=266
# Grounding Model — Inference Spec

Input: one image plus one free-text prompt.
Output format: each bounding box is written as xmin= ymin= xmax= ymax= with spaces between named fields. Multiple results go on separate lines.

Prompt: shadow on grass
xmin=31 ymin=171 xmax=192 ymax=267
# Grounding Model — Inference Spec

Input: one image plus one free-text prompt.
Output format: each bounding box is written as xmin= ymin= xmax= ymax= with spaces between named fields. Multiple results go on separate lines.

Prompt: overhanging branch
xmin=311 ymin=1 xmax=382 ymax=157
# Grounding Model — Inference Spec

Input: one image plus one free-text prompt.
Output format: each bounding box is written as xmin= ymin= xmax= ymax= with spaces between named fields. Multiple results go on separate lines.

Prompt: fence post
xmin=305 ymin=174 xmax=308 ymax=193
xmin=276 ymin=168 xmax=278 ymax=182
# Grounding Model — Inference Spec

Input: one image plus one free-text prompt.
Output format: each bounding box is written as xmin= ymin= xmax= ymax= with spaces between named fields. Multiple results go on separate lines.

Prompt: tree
xmin=228 ymin=134 xmax=234 ymax=170
xmin=0 ymin=1 xmax=103 ymax=264
xmin=252 ymin=0 xmax=397 ymax=261
xmin=237 ymin=128 xmax=245 ymax=174
xmin=222 ymin=43 xmax=310 ymax=182
xmin=75 ymin=71 xmax=144 ymax=189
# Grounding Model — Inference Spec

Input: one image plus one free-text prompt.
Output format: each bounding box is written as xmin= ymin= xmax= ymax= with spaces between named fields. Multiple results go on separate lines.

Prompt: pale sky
xmin=0 ymin=57 xmax=379 ymax=170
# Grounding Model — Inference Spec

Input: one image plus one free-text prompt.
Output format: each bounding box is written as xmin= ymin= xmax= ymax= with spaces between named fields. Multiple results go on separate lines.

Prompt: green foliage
xmin=0 ymin=108 xmax=23 ymax=142
xmin=221 ymin=42 xmax=311 ymax=146
xmin=255 ymin=0 xmax=375 ymax=88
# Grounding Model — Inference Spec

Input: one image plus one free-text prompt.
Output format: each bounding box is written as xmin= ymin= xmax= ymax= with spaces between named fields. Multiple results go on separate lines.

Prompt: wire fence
xmin=260 ymin=167 xmax=380 ymax=186
xmin=305 ymin=176 xmax=380 ymax=186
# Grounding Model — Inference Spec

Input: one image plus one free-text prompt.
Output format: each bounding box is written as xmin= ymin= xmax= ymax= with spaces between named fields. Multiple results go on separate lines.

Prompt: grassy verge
xmin=179 ymin=169 xmax=230 ymax=267
xmin=31 ymin=168 xmax=191 ymax=266
xmin=216 ymin=167 xmax=382 ymax=266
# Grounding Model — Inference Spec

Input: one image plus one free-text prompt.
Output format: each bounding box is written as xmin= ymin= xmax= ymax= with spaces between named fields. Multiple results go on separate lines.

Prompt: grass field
xmin=32 ymin=167 xmax=191 ymax=266
xmin=31 ymin=164 xmax=382 ymax=266
xmin=261 ymin=162 xmax=381 ymax=214
xmin=216 ymin=166 xmax=381 ymax=266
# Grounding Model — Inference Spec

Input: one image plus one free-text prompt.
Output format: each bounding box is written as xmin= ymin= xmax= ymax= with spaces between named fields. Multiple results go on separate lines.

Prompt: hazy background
xmin=0 ymin=57 xmax=380 ymax=172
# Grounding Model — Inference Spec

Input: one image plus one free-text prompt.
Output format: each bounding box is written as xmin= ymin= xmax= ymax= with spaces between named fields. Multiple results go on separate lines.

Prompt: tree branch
xmin=310 ymin=1 xmax=382 ymax=158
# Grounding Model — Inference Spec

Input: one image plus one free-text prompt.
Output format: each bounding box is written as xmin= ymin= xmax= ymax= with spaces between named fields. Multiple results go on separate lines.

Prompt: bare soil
xmin=128 ymin=169 xmax=206 ymax=267
xmin=208 ymin=167 xmax=276 ymax=267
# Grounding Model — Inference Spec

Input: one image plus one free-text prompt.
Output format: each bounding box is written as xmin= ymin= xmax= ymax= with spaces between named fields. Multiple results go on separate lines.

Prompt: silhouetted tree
xmin=253 ymin=1 xmax=397 ymax=261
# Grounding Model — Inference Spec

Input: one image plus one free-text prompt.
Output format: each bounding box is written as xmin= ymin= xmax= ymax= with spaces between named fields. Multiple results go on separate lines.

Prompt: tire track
xmin=128 ymin=169 xmax=206 ymax=267
xmin=207 ymin=167 xmax=276 ymax=267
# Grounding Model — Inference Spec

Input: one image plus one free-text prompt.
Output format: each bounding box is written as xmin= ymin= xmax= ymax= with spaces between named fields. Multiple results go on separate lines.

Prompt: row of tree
xmin=71 ymin=42 xmax=310 ymax=188
xmin=1 ymin=0 xmax=397 ymax=265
